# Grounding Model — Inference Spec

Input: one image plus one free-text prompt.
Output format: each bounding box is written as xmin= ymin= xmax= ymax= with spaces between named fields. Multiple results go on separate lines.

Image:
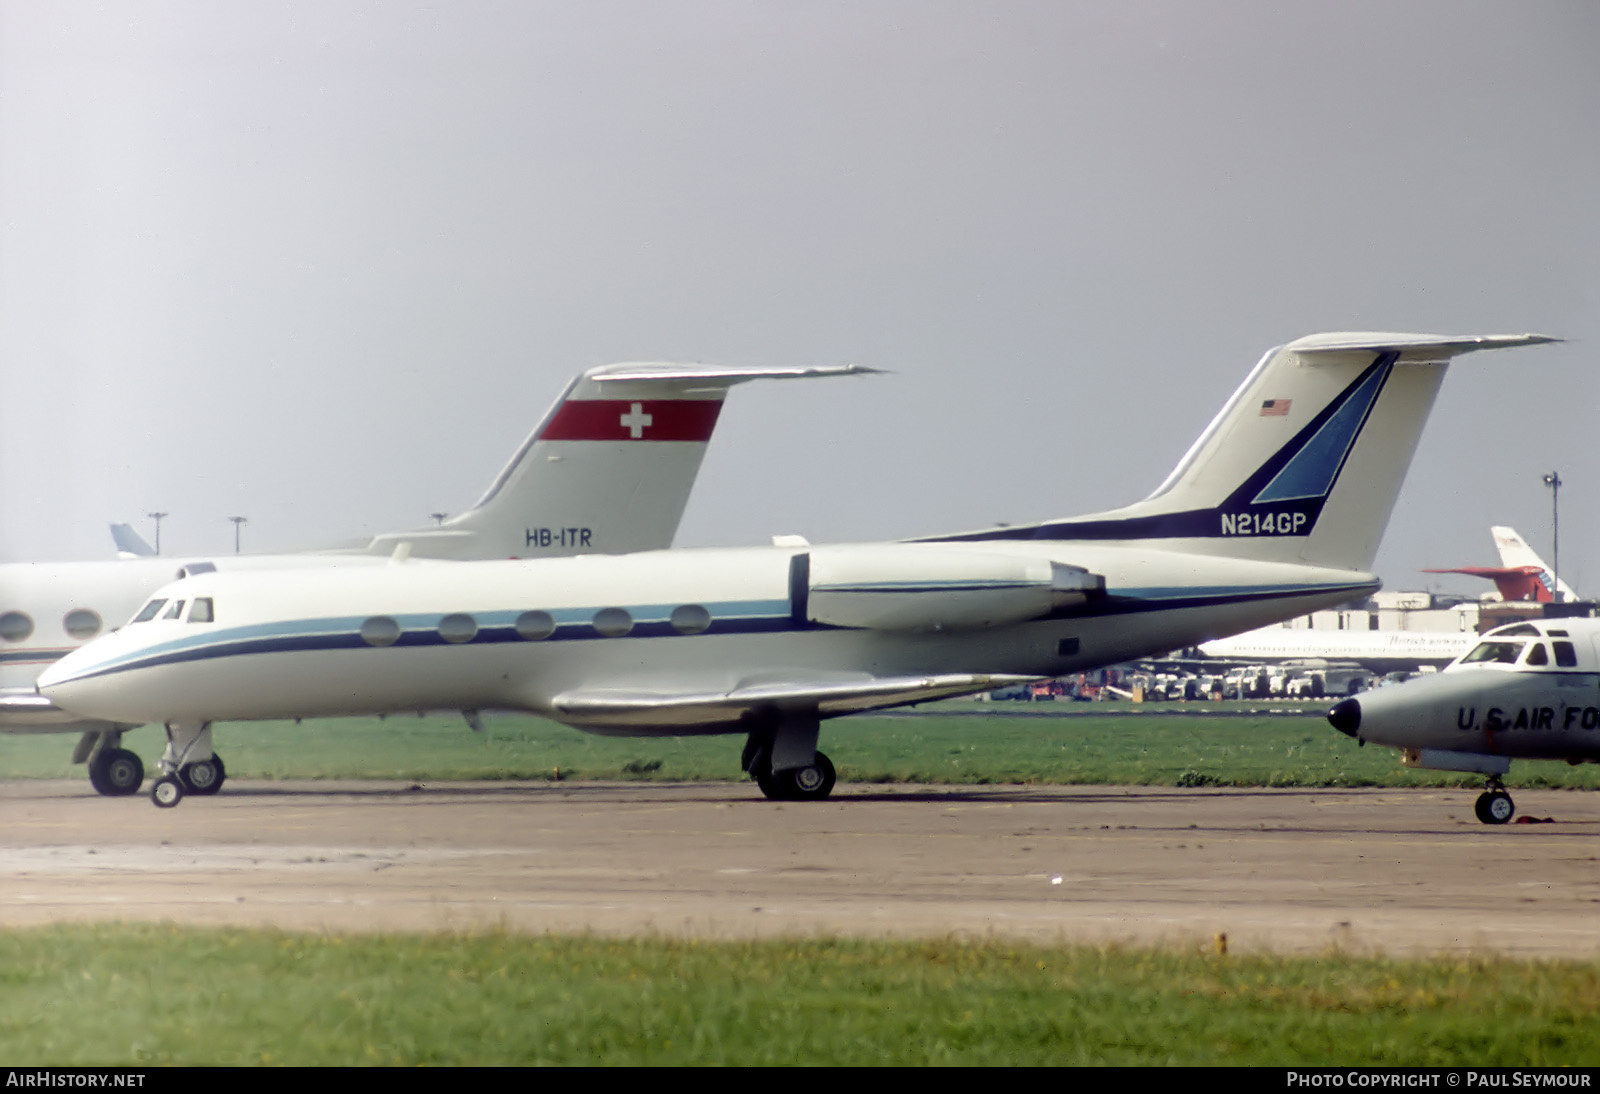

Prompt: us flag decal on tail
xmin=1259 ymin=399 xmax=1291 ymax=417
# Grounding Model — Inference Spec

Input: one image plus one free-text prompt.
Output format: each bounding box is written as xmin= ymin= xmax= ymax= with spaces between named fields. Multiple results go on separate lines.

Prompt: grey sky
xmin=2 ymin=2 xmax=1595 ymax=598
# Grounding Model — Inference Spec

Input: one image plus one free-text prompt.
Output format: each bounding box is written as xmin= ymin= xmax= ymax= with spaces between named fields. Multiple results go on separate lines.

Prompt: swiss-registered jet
xmin=39 ymin=332 xmax=1558 ymax=807
xmin=4 ymin=362 xmax=869 ymax=796
xmin=1327 ymin=617 xmax=1600 ymax=824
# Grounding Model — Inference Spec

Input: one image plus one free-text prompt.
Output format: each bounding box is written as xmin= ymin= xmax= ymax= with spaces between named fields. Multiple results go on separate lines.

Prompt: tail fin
xmin=109 ymin=522 xmax=156 ymax=559
xmin=936 ymin=333 xmax=1557 ymax=571
xmin=362 ymin=363 xmax=877 ymax=560
xmin=1492 ymin=525 xmax=1576 ymax=601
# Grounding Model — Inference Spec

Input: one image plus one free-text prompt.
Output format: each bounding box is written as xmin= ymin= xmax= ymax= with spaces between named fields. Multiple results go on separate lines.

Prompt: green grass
xmin=6 ymin=703 xmax=1600 ymax=791
xmin=2 ymin=925 xmax=1598 ymax=1065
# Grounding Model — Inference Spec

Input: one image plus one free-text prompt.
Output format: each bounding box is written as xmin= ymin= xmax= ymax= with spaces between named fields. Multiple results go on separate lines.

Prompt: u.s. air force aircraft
xmin=4 ymin=362 xmax=870 ymax=797
xmin=1329 ymin=617 xmax=1600 ymax=824
xmin=39 ymin=332 xmax=1557 ymax=807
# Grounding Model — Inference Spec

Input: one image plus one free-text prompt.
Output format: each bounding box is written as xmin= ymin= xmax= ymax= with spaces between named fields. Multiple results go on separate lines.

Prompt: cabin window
xmin=1524 ymin=643 xmax=1549 ymax=667
xmin=438 ymin=613 xmax=478 ymax=644
xmin=0 ymin=611 xmax=33 ymax=642
xmin=360 ymin=616 xmax=402 ymax=647
xmin=593 ymin=607 xmax=633 ymax=637
xmin=1461 ymin=641 xmax=1524 ymax=665
xmin=63 ymin=609 xmax=102 ymax=639
xmin=670 ymin=604 xmax=711 ymax=635
xmin=1554 ymin=641 xmax=1578 ymax=668
xmin=188 ymin=599 xmax=214 ymax=624
xmin=131 ymin=599 xmax=167 ymax=624
xmin=514 ymin=611 xmax=556 ymax=640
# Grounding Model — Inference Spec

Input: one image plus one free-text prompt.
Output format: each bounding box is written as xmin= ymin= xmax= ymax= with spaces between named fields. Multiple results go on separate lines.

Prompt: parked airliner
xmin=1193 ymin=625 xmax=1474 ymax=674
xmin=4 ymin=362 xmax=870 ymax=796
xmin=1328 ymin=616 xmax=1600 ymax=823
xmin=1424 ymin=525 xmax=1577 ymax=604
xmin=39 ymin=332 xmax=1558 ymax=806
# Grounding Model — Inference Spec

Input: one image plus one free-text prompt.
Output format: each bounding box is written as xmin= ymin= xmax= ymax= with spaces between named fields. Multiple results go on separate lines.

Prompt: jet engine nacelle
xmin=805 ymin=545 xmax=1104 ymax=632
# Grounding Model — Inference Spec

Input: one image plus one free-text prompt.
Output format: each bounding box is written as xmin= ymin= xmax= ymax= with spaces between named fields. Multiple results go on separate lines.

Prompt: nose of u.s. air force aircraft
xmin=1327 ymin=697 xmax=1361 ymax=738
xmin=1326 ymin=670 xmax=1501 ymax=753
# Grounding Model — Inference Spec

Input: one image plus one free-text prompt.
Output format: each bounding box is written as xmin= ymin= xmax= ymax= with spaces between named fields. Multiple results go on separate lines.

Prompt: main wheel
xmin=771 ymin=751 xmax=837 ymax=802
xmin=179 ymin=755 xmax=227 ymax=795
xmin=150 ymin=775 xmax=185 ymax=809
xmin=1474 ymin=790 xmax=1515 ymax=825
xmin=88 ymin=749 xmax=145 ymax=796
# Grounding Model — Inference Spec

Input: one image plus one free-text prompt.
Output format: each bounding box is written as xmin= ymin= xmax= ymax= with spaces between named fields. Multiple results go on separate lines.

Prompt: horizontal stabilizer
xmin=591 ymin=362 xmax=883 ymax=385
xmin=1289 ymin=333 xmax=1559 ymax=358
xmin=551 ymin=672 xmax=1039 ymax=729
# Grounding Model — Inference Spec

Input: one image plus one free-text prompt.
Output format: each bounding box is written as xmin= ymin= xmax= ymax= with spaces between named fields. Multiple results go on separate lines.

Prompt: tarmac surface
xmin=3 ymin=779 xmax=1599 ymax=958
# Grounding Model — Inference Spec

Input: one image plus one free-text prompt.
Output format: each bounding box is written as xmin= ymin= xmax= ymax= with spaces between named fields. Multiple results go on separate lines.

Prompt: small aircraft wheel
xmin=776 ymin=751 xmax=837 ymax=802
xmin=150 ymin=775 xmax=185 ymax=809
xmin=1474 ymin=790 xmax=1515 ymax=825
xmin=88 ymin=749 xmax=145 ymax=797
xmin=179 ymin=755 xmax=227 ymax=795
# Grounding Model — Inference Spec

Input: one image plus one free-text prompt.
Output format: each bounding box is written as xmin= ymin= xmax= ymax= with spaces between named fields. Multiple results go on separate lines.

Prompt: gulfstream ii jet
xmin=39 ymin=333 xmax=1557 ymax=807
xmin=5 ymin=362 xmax=871 ymax=797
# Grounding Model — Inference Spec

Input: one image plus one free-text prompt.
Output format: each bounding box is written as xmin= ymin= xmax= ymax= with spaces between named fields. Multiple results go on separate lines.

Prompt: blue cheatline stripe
xmin=0 ymin=648 xmax=74 ymax=666
xmin=49 ymin=582 xmax=1375 ymax=686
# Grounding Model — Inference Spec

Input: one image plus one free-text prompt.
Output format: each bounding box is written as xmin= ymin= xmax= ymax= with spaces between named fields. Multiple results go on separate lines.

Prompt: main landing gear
xmin=87 ymin=745 xmax=145 ymax=797
xmin=149 ymin=722 xmax=225 ymax=808
xmin=1474 ymin=775 xmax=1515 ymax=825
xmin=742 ymin=712 xmax=838 ymax=802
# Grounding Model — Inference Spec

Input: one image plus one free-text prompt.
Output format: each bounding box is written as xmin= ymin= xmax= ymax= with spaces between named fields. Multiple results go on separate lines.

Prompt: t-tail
xmin=934 ymin=333 xmax=1558 ymax=572
xmin=1492 ymin=525 xmax=1576 ymax=602
xmin=360 ymin=363 xmax=877 ymax=560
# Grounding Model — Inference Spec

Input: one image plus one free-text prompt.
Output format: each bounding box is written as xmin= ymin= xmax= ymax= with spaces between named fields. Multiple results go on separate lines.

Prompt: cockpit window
xmin=132 ymin=599 xmax=168 ymax=624
xmin=1554 ymin=641 xmax=1578 ymax=668
xmin=1462 ymin=641 xmax=1525 ymax=665
xmin=1523 ymin=643 xmax=1549 ymax=667
xmin=189 ymin=598 xmax=214 ymax=623
xmin=161 ymin=600 xmax=186 ymax=620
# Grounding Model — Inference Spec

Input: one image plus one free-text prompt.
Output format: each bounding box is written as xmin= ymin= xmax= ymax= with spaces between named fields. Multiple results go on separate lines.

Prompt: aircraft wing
xmin=0 ymin=688 xmax=124 ymax=731
xmin=550 ymin=672 xmax=1039 ymax=728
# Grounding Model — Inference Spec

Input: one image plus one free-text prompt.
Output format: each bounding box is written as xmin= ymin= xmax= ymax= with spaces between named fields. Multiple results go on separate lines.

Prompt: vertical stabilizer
xmin=934 ymin=333 xmax=1558 ymax=572
xmin=1492 ymin=525 xmax=1577 ymax=601
xmin=363 ymin=363 xmax=877 ymax=560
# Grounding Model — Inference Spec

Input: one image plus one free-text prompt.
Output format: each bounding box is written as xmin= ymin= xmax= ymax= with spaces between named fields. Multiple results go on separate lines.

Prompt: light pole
xmin=229 ymin=516 xmax=248 ymax=555
xmin=431 ymin=512 xmax=448 ymax=526
xmin=146 ymin=511 xmax=168 ymax=555
xmin=1542 ymin=471 xmax=1562 ymax=603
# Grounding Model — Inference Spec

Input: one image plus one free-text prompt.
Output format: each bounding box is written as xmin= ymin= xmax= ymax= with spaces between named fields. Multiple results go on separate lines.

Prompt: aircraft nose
xmin=1327 ymin=697 xmax=1361 ymax=738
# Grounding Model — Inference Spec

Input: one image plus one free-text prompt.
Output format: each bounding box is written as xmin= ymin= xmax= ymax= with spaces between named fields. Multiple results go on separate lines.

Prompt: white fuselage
xmin=1197 ymin=625 xmax=1475 ymax=672
xmin=41 ymin=540 xmax=1378 ymax=734
xmin=1332 ymin=620 xmax=1600 ymax=763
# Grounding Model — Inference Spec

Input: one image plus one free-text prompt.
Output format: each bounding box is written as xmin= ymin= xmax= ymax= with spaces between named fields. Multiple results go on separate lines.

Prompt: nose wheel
xmin=1474 ymin=777 xmax=1515 ymax=825
xmin=150 ymin=775 xmax=185 ymax=809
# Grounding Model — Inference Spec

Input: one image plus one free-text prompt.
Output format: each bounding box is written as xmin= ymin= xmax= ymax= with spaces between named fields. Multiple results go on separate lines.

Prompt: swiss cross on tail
xmin=538 ymin=399 xmax=723 ymax=442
